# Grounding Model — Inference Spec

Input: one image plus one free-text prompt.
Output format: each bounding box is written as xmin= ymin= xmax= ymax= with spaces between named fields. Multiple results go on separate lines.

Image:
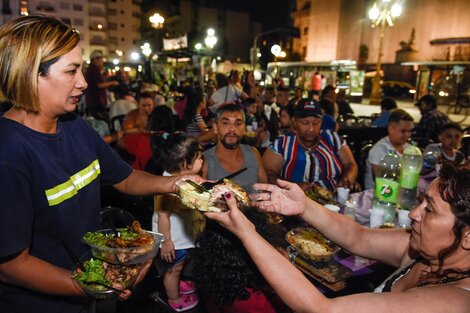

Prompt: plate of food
xmin=305 ymin=185 xmax=338 ymax=205
xmin=177 ymin=178 xmax=250 ymax=212
xmin=286 ymin=227 xmax=340 ymax=262
xmin=73 ymin=258 xmax=142 ymax=299
xmin=82 ymin=221 xmax=164 ymax=265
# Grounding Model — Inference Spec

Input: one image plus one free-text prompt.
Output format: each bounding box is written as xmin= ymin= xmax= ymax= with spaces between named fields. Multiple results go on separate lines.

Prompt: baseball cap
xmin=295 ymin=99 xmax=323 ymax=118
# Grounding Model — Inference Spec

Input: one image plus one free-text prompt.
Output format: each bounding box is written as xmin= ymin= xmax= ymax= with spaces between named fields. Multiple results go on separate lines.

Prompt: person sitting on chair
xmin=364 ymin=109 xmax=414 ymax=190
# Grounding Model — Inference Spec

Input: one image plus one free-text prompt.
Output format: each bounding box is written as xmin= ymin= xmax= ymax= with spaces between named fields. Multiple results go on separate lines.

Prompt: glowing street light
xmin=271 ymin=44 xmax=281 ymax=57
xmin=131 ymin=52 xmax=140 ymax=61
xmin=368 ymin=0 xmax=403 ymax=105
xmin=204 ymin=28 xmax=217 ymax=50
xmin=149 ymin=12 xmax=164 ymax=29
xmin=140 ymin=42 xmax=152 ymax=58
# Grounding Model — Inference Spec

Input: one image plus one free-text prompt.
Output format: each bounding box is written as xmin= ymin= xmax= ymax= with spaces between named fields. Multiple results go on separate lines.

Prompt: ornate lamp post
xmin=149 ymin=13 xmax=164 ymax=29
xmin=270 ymin=44 xmax=286 ymax=63
xmin=368 ymin=0 xmax=403 ymax=104
xmin=204 ymin=28 xmax=218 ymax=50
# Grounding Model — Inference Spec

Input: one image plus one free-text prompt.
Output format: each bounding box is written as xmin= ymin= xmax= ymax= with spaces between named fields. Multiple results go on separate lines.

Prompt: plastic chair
xmin=100 ymin=206 xmax=136 ymax=229
xmin=358 ymin=143 xmax=373 ymax=190
xmin=110 ymin=114 xmax=125 ymax=133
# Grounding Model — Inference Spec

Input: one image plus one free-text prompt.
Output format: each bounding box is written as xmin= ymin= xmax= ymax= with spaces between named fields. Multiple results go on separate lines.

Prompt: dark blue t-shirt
xmin=0 ymin=114 xmax=132 ymax=313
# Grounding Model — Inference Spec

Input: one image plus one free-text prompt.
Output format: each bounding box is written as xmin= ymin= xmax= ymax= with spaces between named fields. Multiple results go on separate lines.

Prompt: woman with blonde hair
xmin=0 ymin=15 xmax=200 ymax=312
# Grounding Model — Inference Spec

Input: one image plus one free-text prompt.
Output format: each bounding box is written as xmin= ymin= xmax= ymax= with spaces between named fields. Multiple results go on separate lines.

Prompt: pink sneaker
xmin=179 ymin=280 xmax=196 ymax=295
xmin=169 ymin=293 xmax=199 ymax=312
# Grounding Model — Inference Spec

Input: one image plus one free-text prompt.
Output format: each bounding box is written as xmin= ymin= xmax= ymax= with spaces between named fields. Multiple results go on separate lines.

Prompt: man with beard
xmin=203 ymin=104 xmax=267 ymax=192
xmin=262 ymin=99 xmax=359 ymax=192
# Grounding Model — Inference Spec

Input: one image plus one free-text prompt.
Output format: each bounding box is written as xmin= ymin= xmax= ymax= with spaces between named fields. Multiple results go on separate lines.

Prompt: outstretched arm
xmin=252 ymin=180 xmax=409 ymax=267
xmin=205 ymin=191 xmax=469 ymax=313
xmin=113 ymin=170 xmax=203 ymax=195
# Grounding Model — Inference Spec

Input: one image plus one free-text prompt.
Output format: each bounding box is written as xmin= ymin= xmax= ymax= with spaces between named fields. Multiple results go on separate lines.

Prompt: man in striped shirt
xmin=262 ymin=99 xmax=359 ymax=191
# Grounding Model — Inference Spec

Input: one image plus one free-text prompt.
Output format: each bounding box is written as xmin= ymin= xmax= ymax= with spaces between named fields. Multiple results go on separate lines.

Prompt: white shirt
xmin=210 ymin=84 xmax=243 ymax=112
xmin=152 ymin=172 xmax=197 ymax=249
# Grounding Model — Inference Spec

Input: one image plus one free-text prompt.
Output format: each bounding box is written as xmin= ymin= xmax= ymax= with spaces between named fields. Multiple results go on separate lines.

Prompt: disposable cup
xmin=369 ymin=208 xmax=385 ymax=228
xmin=246 ymin=125 xmax=253 ymax=132
xmin=252 ymin=121 xmax=258 ymax=130
xmin=324 ymin=204 xmax=340 ymax=213
xmin=336 ymin=187 xmax=350 ymax=205
xmin=397 ymin=209 xmax=412 ymax=228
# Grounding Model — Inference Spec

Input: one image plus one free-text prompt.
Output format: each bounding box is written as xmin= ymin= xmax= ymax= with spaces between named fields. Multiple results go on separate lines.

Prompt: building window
xmin=74 ymin=18 xmax=83 ymax=26
xmin=132 ymin=11 xmax=140 ymax=18
xmin=303 ymin=27 xmax=308 ymax=35
xmin=302 ymin=46 xmax=307 ymax=59
xmin=109 ymin=37 xmax=118 ymax=45
xmin=60 ymin=2 xmax=70 ymax=10
xmin=121 ymin=37 xmax=125 ymax=42
xmin=61 ymin=17 xmax=71 ymax=25
xmin=72 ymin=4 xmax=82 ymax=11
xmin=108 ymin=23 xmax=117 ymax=30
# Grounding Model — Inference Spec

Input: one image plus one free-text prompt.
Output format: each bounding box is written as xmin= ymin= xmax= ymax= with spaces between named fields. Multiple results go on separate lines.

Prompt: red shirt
xmin=123 ymin=133 xmax=152 ymax=170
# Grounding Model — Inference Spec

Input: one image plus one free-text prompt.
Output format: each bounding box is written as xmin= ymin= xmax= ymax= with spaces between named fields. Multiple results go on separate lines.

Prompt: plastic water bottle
xmin=398 ymin=145 xmax=423 ymax=211
xmin=371 ymin=150 xmax=400 ymax=224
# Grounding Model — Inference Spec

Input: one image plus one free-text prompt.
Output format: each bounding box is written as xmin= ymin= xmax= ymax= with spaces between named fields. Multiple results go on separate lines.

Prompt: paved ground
xmin=350 ymin=98 xmax=470 ymax=128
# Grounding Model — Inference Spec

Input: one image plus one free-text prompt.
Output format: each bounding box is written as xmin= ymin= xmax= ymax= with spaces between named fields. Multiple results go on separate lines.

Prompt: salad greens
xmin=74 ymin=258 xmax=109 ymax=290
xmin=83 ymin=227 xmax=139 ymax=247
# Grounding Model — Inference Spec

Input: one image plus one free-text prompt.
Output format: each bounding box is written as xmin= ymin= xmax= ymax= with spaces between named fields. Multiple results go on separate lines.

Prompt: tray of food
xmin=82 ymin=221 xmax=164 ymax=265
xmin=305 ymin=185 xmax=338 ymax=205
xmin=177 ymin=179 xmax=250 ymax=212
xmin=286 ymin=227 xmax=340 ymax=262
xmin=73 ymin=258 xmax=142 ymax=299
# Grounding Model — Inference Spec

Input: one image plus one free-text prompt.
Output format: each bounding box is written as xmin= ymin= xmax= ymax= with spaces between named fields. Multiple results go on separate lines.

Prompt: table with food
xmin=177 ymin=179 xmax=391 ymax=293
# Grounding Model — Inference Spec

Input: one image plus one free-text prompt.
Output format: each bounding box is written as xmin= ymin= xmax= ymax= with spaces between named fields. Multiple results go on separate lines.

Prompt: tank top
xmin=204 ymin=144 xmax=259 ymax=193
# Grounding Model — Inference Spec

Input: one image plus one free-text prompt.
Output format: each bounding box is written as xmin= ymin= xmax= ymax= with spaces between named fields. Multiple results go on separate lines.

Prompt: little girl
xmin=152 ymin=132 xmax=205 ymax=312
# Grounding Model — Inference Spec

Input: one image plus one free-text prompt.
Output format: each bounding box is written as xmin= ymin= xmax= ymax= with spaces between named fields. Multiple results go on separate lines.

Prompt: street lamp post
xmin=149 ymin=13 xmax=164 ymax=29
xmin=368 ymin=0 xmax=403 ymax=105
xmin=140 ymin=42 xmax=152 ymax=80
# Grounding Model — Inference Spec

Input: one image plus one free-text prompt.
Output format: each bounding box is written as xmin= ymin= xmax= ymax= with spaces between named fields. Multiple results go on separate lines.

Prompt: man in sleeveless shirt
xmin=203 ymin=104 xmax=267 ymax=193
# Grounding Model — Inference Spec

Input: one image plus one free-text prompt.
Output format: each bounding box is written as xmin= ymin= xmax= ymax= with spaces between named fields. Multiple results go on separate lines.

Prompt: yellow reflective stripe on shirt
xmin=45 ymin=160 xmax=101 ymax=206
xmin=70 ymin=160 xmax=101 ymax=189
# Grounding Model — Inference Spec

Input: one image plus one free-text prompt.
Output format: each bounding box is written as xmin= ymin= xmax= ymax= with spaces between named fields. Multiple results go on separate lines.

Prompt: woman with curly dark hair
xmin=193 ymin=209 xmax=288 ymax=313
xmin=205 ymin=161 xmax=470 ymax=313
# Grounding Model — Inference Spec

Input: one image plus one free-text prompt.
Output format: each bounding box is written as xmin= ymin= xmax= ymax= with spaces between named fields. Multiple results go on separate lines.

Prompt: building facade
xmin=292 ymin=0 xmax=470 ymax=63
xmin=0 ymin=0 xmax=142 ymax=63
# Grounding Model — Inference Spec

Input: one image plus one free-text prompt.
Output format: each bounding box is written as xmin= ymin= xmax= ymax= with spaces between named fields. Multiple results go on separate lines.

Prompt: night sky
xmin=201 ymin=0 xmax=293 ymax=30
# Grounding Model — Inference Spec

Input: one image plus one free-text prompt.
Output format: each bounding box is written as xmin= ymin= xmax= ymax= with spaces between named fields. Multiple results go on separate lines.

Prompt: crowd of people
xmin=0 ymin=15 xmax=469 ymax=313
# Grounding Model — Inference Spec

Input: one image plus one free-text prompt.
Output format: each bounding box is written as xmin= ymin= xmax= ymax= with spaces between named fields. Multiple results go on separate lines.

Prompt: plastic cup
xmin=246 ymin=125 xmax=253 ymax=132
xmin=251 ymin=121 xmax=258 ymax=130
xmin=336 ymin=187 xmax=350 ymax=205
xmin=369 ymin=208 xmax=385 ymax=228
xmin=324 ymin=204 xmax=340 ymax=213
xmin=397 ymin=209 xmax=412 ymax=228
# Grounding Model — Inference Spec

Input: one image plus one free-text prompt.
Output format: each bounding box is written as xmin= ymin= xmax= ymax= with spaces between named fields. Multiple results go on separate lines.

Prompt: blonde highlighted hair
xmin=0 ymin=15 xmax=80 ymax=113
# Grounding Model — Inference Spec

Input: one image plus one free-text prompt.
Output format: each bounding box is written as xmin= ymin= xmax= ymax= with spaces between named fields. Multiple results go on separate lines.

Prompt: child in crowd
xmin=279 ymin=104 xmax=295 ymax=134
xmin=152 ymin=133 xmax=205 ymax=312
xmin=244 ymin=97 xmax=258 ymax=127
xmin=422 ymin=122 xmax=465 ymax=171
